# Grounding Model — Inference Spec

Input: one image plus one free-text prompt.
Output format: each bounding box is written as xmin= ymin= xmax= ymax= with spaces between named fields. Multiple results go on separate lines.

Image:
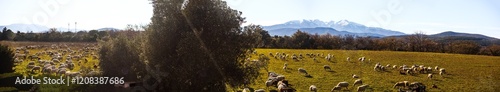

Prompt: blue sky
xmin=0 ymin=0 xmax=499 ymax=38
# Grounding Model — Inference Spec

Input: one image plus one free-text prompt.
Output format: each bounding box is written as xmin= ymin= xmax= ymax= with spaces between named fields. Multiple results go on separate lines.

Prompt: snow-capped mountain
xmin=263 ymin=19 xmax=406 ymax=37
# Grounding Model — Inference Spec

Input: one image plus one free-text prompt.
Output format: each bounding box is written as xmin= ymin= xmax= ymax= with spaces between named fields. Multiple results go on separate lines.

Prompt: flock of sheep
xmin=13 ymin=44 xmax=101 ymax=77
xmin=245 ymin=51 xmax=447 ymax=92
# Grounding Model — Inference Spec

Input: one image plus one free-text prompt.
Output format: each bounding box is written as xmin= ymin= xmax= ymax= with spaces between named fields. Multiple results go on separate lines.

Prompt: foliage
xmin=1 ymin=27 xmax=112 ymax=42
xmin=141 ymin=0 xmax=258 ymax=91
xmin=0 ymin=44 xmax=15 ymax=73
xmin=98 ymin=31 xmax=144 ymax=82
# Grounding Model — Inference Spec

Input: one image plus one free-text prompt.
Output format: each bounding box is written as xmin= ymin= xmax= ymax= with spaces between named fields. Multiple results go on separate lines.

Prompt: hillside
xmin=245 ymin=49 xmax=500 ymax=92
xmin=390 ymin=31 xmax=500 ymax=46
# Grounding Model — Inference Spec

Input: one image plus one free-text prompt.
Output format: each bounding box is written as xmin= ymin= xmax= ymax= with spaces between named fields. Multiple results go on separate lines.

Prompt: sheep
xmin=336 ymin=82 xmax=349 ymax=90
xmin=254 ymin=89 xmax=265 ymax=92
xmin=66 ymin=72 xmax=80 ymax=77
xmin=276 ymin=75 xmax=286 ymax=81
xmin=439 ymin=68 xmax=446 ymax=75
xmin=409 ymin=82 xmax=426 ymax=91
xmin=323 ymin=65 xmax=331 ymax=71
xmin=277 ymin=81 xmax=288 ymax=92
xmin=353 ymin=79 xmax=363 ymax=86
xmin=356 ymin=85 xmax=369 ymax=92
xmin=331 ymin=86 xmax=342 ymax=92
xmin=386 ymin=64 xmax=391 ymax=69
xmin=435 ymin=66 xmax=439 ymax=71
xmin=265 ymin=80 xmax=273 ymax=87
xmin=428 ymin=74 xmax=433 ymax=79
xmin=242 ymin=88 xmax=250 ymax=92
xmin=298 ymin=68 xmax=308 ymax=76
xmin=358 ymin=57 xmax=365 ymax=62
xmin=393 ymin=65 xmax=398 ymax=69
xmin=309 ymin=85 xmax=317 ymax=92
xmin=31 ymin=66 xmax=42 ymax=72
xmin=393 ymin=81 xmax=409 ymax=89
xmin=352 ymin=74 xmax=359 ymax=78
xmin=347 ymin=57 xmax=351 ymax=62
xmin=57 ymin=69 xmax=67 ymax=76
xmin=28 ymin=61 xmax=35 ymax=65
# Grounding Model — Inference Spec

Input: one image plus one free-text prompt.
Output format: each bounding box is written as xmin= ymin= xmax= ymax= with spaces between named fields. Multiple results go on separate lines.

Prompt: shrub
xmin=0 ymin=44 xmax=15 ymax=74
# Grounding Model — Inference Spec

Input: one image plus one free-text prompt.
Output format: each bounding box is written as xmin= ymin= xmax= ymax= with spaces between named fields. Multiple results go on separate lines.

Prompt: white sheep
xmin=347 ymin=57 xmax=351 ymax=62
xmin=323 ymin=65 xmax=331 ymax=71
xmin=393 ymin=81 xmax=409 ymax=89
xmin=352 ymin=74 xmax=359 ymax=78
xmin=356 ymin=85 xmax=369 ymax=92
xmin=298 ymin=68 xmax=308 ymax=76
xmin=336 ymin=82 xmax=349 ymax=90
xmin=309 ymin=85 xmax=317 ymax=92
xmin=428 ymin=74 xmax=433 ymax=79
xmin=353 ymin=79 xmax=363 ymax=86
xmin=31 ymin=66 xmax=41 ymax=72
xmin=331 ymin=86 xmax=342 ymax=92
xmin=254 ymin=89 xmax=265 ymax=92
xmin=242 ymin=88 xmax=250 ymax=92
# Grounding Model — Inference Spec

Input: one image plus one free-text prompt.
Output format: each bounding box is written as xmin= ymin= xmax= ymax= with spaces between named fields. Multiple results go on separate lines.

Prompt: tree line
xmin=0 ymin=27 xmax=109 ymax=42
xmin=248 ymin=25 xmax=500 ymax=56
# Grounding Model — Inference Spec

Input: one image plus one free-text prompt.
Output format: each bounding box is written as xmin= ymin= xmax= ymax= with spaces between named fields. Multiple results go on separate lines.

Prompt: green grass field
xmin=246 ymin=49 xmax=500 ymax=92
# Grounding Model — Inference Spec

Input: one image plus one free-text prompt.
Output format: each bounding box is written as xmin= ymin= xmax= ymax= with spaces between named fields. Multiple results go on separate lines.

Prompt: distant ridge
xmin=262 ymin=19 xmax=406 ymax=37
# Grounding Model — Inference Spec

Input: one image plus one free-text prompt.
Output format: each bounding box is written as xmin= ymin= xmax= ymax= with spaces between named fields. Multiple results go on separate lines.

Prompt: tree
xmin=483 ymin=45 xmax=500 ymax=56
xmin=291 ymin=30 xmax=311 ymax=48
xmin=0 ymin=44 xmax=15 ymax=73
xmin=141 ymin=0 xmax=258 ymax=91
xmin=243 ymin=24 xmax=270 ymax=48
xmin=1 ymin=29 xmax=15 ymax=41
xmin=450 ymin=40 xmax=481 ymax=54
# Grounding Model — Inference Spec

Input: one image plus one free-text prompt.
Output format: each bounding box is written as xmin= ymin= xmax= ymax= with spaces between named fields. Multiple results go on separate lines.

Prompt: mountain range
xmin=262 ymin=19 xmax=406 ymax=37
xmin=0 ymin=24 xmax=120 ymax=32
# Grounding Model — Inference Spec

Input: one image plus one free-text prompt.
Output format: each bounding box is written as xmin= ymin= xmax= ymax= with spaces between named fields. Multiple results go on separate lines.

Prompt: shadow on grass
xmin=305 ymin=75 xmax=313 ymax=78
xmin=327 ymin=70 xmax=336 ymax=73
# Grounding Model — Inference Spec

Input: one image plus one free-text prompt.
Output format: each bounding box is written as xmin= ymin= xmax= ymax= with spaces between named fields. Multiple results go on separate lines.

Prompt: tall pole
xmin=75 ymin=22 xmax=77 ymax=32
xmin=68 ymin=23 xmax=70 ymax=32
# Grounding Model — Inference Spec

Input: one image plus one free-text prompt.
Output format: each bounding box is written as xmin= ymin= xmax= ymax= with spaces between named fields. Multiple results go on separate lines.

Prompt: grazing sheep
xmin=409 ymin=82 xmax=426 ymax=92
xmin=353 ymin=79 xmax=363 ymax=86
xmin=428 ymin=74 xmax=433 ymax=79
xmin=393 ymin=65 xmax=398 ymax=69
xmin=336 ymin=82 xmax=349 ymax=90
xmin=352 ymin=74 xmax=359 ymax=78
xmin=28 ymin=61 xmax=35 ymax=65
xmin=309 ymin=85 xmax=317 ymax=92
xmin=439 ymin=68 xmax=446 ymax=74
xmin=265 ymin=80 xmax=273 ymax=87
xmin=323 ymin=65 xmax=331 ymax=71
xmin=358 ymin=57 xmax=365 ymax=62
xmin=242 ymin=88 xmax=250 ymax=92
xmin=254 ymin=89 xmax=265 ymax=92
xmin=393 ymin=81 xmax=409 ymax=89
xmin=31 ymin=66 xmax=41 ymax=72
xmin=356 ymin=85 xmax=369 ymax=92
xmin=57 ymin=69 xmax=67 ymax=76
xmin=66 ymin=72 xmax=80 ymax=77
xmin=277 ymin=81 xmax=288 ymax=92
xmin=435 ymin=66 xmax=439 ymax=71
xmin=298 ymin=68 xmax=308 ymax=76
xmin=347 ymin=57 xmax=351 ymax=62
xmin=331 ymin=86 xmax=342 ymax=92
